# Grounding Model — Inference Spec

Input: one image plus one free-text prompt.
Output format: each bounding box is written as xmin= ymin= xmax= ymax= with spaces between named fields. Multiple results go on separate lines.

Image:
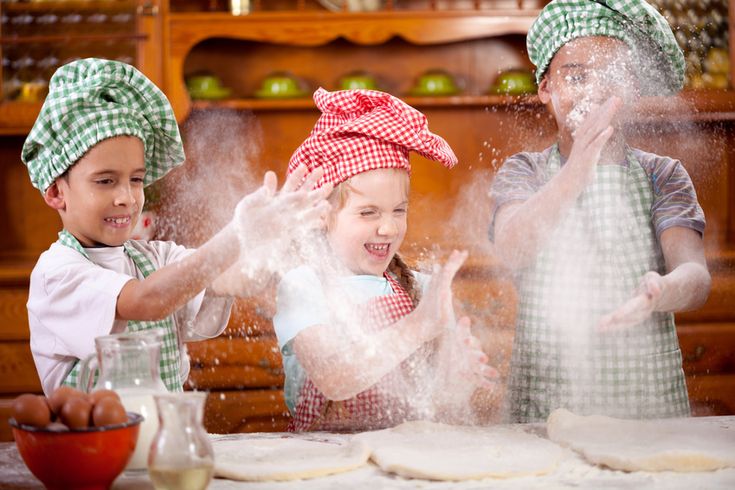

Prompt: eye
xmin=394 ymin=207 xmax=407 ymax=215
xmin=565 ymin=73 xmax=586 ymax=84
xmin=360 ymin=209 xmax=377 ymax=217
xmin=95 ymin=178 xmax=114 ymax=185
xmin=131 ymin=176 xmax=145 ymax=185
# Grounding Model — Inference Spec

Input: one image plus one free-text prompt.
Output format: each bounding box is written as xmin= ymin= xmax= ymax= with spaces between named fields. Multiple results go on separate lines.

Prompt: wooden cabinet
xmin=1 ymin=0 xmax=735 ymax=440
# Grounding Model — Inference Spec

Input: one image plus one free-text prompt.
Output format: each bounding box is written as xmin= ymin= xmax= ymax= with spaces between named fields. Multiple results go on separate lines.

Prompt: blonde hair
xmin=327 ymin=170 xmax=421 ymax=306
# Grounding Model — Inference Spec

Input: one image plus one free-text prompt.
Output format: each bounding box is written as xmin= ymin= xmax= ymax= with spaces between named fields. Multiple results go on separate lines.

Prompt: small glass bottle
xmin=148 ymin=392 xmax=214 ymax=490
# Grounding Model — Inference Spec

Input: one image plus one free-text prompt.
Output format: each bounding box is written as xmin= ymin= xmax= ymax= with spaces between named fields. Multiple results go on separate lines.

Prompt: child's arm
xmin=598 ymin=227 xmax=711 ymax=331
xmin=494 ymin=97 xmax=622 ymax=269
xmin=116 ymin=166 xmax=330 ymax=321
xmin=292 ymin=250 xmax=468 ymax=401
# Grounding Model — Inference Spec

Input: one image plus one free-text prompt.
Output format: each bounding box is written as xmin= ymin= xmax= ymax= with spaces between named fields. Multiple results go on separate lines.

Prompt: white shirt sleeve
xmin=272 ymin=266 xmax=329 ymax=352
xmin=28 ymin=245 xmax=134 ymax=395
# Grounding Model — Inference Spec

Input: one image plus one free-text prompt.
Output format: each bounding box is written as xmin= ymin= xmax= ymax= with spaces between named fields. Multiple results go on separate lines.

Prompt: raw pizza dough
xmin=213 ymin=435 xmax=370 ymax=481
xmin=353 ymin=420 xmax=565 ymax=481
xmin=547 ymin=408 xmax=735 ymax=472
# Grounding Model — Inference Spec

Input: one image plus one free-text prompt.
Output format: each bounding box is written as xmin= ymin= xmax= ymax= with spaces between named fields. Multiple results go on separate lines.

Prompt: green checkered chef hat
xmin=22 ymin=58 xmax=185 ymax=192
xmin=527 ymin=0 xmax=685 ymax=95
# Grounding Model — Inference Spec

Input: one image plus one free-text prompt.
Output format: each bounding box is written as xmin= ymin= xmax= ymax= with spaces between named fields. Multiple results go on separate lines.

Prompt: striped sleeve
xmin=635 ymin=150 xmax=706 ymax=239
xmin=488 ymin=151 xmax=548 ymax=241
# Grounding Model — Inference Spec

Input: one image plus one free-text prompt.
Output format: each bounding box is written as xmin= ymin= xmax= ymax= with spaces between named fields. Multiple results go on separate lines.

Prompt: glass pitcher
xmin=148 ymin=392 xmax=214 ymax=490
xmin=77 ymin=328 xmax=168 ymax=470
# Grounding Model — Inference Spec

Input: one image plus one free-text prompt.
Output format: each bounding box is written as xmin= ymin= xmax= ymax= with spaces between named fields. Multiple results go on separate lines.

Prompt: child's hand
xmin=566 ymin=96 xmax=622 ymax=184
xmin=455 ymin=317 xmax=499 ymax=390
xmin=232 ymin=165 xmax=333 ymax=248
xmin=597 ymin=271 xmax=665 ymax=332
xmin=412 ymin=250 xmax=468 ymax=343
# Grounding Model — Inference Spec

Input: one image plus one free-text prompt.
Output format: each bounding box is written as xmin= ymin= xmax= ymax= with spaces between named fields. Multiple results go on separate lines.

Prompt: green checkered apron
xmin=507 ymin=145 xmax=689 ymax=422
xmin=57 ymin=230 xmax=183 ymax=392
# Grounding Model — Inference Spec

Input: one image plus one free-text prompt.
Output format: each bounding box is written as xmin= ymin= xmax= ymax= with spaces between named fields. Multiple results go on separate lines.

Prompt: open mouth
xmin=365 ymin=243 xmax=391 ymax=259
xmin=104 ymin=216 xmax=131 ymax=227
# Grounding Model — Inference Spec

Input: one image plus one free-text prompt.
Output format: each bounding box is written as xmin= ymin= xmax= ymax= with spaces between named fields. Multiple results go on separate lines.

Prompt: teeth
xmin=366 ymin=244 xmax=389 ymax=251
xmin=106 ymin=217 xmax=129 ymax=224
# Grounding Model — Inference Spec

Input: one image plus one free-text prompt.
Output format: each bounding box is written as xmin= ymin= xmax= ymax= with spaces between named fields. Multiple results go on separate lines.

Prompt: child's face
xmin=539 ymin=36 xmax=640 ymax=133
xmin=327 ymin=168 xmax=409 ymax=276
xmin=50 ymin=135 xmax=146 ymax=247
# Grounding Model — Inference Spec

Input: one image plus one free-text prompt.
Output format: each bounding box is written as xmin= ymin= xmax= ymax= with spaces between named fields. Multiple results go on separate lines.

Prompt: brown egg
xmin=88 ymin=389 xmax=121 ymax=406
xmin=12 ymin=394 xmax=51 ymax=428
xmin=92 ymin=396 xmax=128 ymax=427
xmin=48 ymin=386 xmax=86 ymax=415
xmin=60 ymin=396 xmax=93 ymax=430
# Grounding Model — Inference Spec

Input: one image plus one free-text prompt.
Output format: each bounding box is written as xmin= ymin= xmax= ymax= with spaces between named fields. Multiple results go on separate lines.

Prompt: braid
xmin=388 ymin=253 xmax=421 ymax=306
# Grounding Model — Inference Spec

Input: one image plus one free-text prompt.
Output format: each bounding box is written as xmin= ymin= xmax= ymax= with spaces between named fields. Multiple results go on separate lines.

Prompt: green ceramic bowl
xmin=338 ymin=72 xmax=379 ymax=91
xmin=488 ymin=69 xmax=537 ymax=95
xmin=254 ymin=73 xmax=308 ymax=99
xmin=409 ymin=70 xmax=459 ymax=96
xmin=186 ymin=75 xmax=232 ymax=100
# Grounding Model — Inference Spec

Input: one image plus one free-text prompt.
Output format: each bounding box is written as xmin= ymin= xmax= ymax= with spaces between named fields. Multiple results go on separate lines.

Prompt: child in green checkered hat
xmin=489 ymin=0 xmax=711 ymax=422
xmin=21 ymin=59 xmax=331 ymax=396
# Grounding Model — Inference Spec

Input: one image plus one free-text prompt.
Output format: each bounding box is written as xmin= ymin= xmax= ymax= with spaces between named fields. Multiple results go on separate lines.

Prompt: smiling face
xmin=46 ymin=135 xmax=146 ymax=247
xmin=326 ymin=168 xmax=409 ymax=277
xmin=539 ymin=36 xmax=640 ymax=135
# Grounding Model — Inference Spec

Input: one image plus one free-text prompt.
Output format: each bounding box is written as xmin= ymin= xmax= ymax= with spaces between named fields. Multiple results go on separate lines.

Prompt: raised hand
xmin=410 ymin=250 xmax=469 ymax=344
xmin=597 ymin=271 xmax=664 ymax=332
xmin=565 ymin=96 xmax=622 ymax=185
xmin=454 ymin=317 xmax=499 ymax=389
xmin=232 ymin=165 xmax=332 ymax=246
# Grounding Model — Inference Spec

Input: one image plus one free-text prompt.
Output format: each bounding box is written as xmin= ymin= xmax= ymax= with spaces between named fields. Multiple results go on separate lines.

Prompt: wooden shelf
xmin=191 ymin=94 xmax=542 ymax=111
xmin=0 ymin=34 xmax=146 ymax=45
xmin=190 ymin=90 xmax=735 ymax=117
xmin=0 ymin=101 xmax=42 ymax=135
xmin=168 ymin=10 xmax=539 ymax=48
xmin=0 ymin=0 xmax=137 ymax=13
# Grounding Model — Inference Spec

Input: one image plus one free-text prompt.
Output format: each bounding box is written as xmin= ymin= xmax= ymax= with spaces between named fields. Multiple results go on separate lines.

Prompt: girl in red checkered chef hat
xmin=273 ymin=89 xmax=499 ymax=432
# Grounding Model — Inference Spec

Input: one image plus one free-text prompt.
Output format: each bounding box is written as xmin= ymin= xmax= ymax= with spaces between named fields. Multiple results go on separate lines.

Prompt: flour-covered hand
xmin=411 ymin=250 xmax=468 ymax=343
xmin=566 ymin=96 xmax=622 ymax=184
xmin=232 ymin=165 xmax=332 ymax=247
xmin=597 ymin=271 xmax=664 ymax=332
xmin=455 ymin=317 xmax=499 ymax=390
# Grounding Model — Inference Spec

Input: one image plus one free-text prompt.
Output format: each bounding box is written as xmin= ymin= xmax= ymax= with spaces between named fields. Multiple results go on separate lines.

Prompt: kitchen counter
xmin=2 ymin=417 xmax=735 ymax=489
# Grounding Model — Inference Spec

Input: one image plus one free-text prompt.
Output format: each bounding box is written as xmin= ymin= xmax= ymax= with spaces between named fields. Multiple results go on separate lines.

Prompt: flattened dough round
xmin=213 ymin=436 xmax=370 ymax=481
xmin=547 ymin=408 xmax=735 ymax=472
xmin=354 ymin=420 xmax=565 ymax=481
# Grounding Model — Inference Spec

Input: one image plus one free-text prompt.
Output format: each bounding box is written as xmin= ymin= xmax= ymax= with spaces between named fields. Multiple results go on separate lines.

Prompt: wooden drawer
xmin=0 ymin=398 xmax=14 ymax=442
xmin=186 ymin=364 xmax=284 ymax=390
xmin=688 ymin=374 xmax=735 ymax=416
xmin=202 ymin=389 xmax=289 ymax=434
xmin=678 ymin=323 xmax=735 ymax=375
xmin=187 ymin=336 xmax=281 ymax=368
xmin=0 ymin=342 xmax=41 ymax=394
xmin=0 ymin=288 xmax=29 ymax=340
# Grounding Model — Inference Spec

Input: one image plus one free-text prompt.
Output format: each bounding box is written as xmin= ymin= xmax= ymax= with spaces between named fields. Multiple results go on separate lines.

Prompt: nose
xmin=113 ymin=183 xmax=137 ymax=207
xmin=377 ymin=215 xmax=398 ymax=237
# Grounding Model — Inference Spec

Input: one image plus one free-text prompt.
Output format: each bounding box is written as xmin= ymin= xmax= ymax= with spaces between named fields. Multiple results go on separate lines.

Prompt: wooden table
xmin=2 ymin=418 xmax=735 ymax=489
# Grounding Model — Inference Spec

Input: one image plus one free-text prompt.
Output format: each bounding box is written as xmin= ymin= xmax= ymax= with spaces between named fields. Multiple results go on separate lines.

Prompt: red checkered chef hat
xmin=288 ymin=88 xmax=457 ymax=188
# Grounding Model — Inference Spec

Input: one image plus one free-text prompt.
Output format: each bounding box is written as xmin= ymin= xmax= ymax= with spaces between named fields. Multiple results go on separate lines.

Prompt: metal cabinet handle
xmin=684 ymin=345 xmax=706 ymax=363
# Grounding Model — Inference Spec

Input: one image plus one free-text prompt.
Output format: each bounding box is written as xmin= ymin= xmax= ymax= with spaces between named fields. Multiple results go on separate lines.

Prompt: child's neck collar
xmin=557 ymin=134 xmax=627 ymax=164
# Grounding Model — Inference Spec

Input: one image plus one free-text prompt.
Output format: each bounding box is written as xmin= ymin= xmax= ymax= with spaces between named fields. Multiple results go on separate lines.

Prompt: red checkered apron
xmin=288 ymin=273 xmax=421 ymax=432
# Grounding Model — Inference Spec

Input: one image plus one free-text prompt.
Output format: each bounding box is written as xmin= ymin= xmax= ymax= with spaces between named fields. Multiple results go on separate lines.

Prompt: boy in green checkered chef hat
xmin=488 ymin=1 xmax=711 ymax=422
xmin=21 ymin=58 xmax=331 ymax=396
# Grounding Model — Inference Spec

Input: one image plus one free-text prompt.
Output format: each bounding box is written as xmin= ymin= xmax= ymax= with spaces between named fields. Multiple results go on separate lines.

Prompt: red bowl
xmin=10 ymin=412 xmax=142 ymax=490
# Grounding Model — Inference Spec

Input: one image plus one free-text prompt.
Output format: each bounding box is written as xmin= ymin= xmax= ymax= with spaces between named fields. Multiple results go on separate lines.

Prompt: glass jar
xmin=148 ymin=392 xmax=214 ymax=490
xmin=77 ymin=329 xmax=168 ymax=470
